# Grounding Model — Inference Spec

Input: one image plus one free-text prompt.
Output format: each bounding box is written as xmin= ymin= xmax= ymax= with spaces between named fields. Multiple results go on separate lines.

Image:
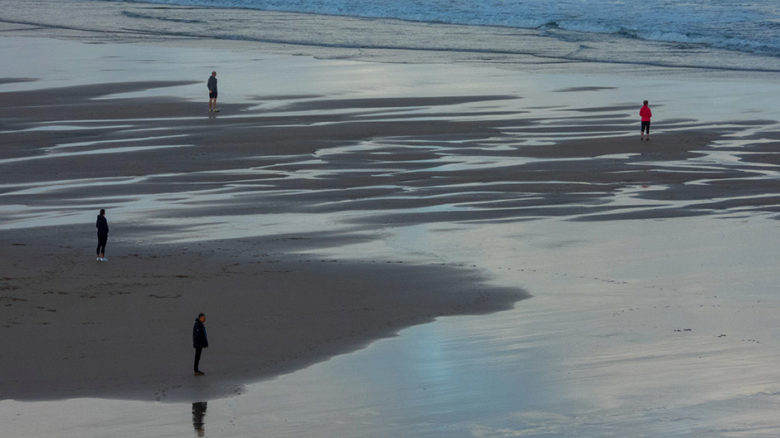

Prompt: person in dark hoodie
xmin=207 ymin=71 xmax=218 ymax=113
xmin=193 ymin=313 xmax=208 ymax=376
xmin=96 ymin=208 xmax=109 ymax=262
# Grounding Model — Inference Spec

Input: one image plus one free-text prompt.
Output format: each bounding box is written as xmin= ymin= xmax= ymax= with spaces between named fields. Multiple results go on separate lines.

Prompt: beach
xmin=2 ymin=1 xmax=780 ymax=436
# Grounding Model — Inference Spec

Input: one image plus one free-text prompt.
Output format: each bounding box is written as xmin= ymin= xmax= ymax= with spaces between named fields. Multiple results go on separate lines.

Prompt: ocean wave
xmin=7 ymin=0 xmax=780 ymax=73
xmin=100 ymin=0 xmax=780 ymax=58
xmin=121 ymin=10 xmax=204 ymax=24
xmin=626 ymin=29 xmax=780 ymax=58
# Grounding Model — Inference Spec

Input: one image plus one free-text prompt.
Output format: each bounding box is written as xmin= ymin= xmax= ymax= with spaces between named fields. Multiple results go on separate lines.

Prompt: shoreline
xmin=2 ymin=0 xmax=780 ymax=73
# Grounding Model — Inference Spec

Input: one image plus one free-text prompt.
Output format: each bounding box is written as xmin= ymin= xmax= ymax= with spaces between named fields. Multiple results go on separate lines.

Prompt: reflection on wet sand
xmin=192 ymin=402 xmax=207 ymax=437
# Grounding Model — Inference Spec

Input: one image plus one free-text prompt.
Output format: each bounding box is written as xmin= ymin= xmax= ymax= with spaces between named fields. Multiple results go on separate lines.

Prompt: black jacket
xmin=193 ymin=319 xmax=208 ymax=349
xmin=207 ymin=76 xmax=217 ymax=93
xmin=96 ymin=215 xmax=109 ymax=235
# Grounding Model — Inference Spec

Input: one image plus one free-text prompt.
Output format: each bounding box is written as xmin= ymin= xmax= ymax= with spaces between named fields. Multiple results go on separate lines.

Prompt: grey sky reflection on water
xmin=192 ymin=402 xmax=207 ymax=437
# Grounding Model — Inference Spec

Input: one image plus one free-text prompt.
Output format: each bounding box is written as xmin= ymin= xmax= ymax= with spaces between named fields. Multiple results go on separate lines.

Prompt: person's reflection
xmin=192 ymin=402 xmax=207 ymax=437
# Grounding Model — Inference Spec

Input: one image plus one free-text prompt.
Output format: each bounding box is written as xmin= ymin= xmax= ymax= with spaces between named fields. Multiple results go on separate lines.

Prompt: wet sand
xmin=2 ymin=81 xmax=777 ymax=226
xmin=1 ymin=31 xmax=779 ymax=436
xmin=2 ymin=74 xmax=777 ymax=402
xmin=0 ymin=227 xmax=523 ymax=401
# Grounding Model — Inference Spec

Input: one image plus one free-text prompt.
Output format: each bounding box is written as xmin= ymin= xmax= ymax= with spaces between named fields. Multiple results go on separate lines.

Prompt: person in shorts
xmin=207 ymin=71 xmax=218 ymax=112
xmin=640 ymin=100 xmax=652 ymax=141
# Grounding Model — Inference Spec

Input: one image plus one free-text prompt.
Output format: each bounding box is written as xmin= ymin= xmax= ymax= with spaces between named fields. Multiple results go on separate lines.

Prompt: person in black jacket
xmin=96 ymin=208 xmax=109 ymax=262
xmin=193 ymin=313 xmax=208 ymax=376
xmin=207 ymin=71 xmax=218 ymax=113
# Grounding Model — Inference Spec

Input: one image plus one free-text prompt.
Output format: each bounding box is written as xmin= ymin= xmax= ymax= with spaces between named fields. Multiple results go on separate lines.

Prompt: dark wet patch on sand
xmin=554 ymin=86 xmax=617 ymax=92
xmin=0 ymin=77 xmax=37 ymax=85
xmin=0 ymin=232 xmax=527 ymax=401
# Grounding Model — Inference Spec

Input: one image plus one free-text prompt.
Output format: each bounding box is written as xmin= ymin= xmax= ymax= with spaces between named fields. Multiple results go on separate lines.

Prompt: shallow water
xmin=1 ymin=38 xmax=778 ymax=234
xmin=3 ymin=215 xmax=779 ymax=437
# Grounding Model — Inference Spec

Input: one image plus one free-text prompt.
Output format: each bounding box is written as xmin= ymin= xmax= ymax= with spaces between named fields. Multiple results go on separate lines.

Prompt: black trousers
xmin=96 ymin=233 xmax=108 ymax=255
xmin=194 ymin=347 xmax=203 ymax=372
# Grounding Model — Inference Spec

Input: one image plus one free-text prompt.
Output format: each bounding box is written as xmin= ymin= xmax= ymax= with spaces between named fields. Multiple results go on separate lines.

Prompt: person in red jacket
xmin=640 ymin=100 xmax=652 ymax=141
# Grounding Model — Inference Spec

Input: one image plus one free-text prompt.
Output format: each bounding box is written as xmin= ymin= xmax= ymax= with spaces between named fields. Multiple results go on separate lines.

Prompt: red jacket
xmin=640 ymin=105 xmax=652 ymax=122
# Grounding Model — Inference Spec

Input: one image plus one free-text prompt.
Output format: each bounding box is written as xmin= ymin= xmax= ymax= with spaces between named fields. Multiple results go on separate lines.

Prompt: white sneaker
xmin=100 ymin=257 xmax=109 ymax=262
xmin=96 ymin=257 xmax=101 ymax=261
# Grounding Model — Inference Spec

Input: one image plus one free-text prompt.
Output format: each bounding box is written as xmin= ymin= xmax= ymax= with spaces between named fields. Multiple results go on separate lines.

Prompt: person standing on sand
xmin=207 ymin=71 xmax=218 ymax=113
xmin=640 ymin=100 xmax=652 ymax=141
xmin=95 ymin=208 xmax=109 ymax=262
xmin=193 ymin=313 xmax=208 ymax=376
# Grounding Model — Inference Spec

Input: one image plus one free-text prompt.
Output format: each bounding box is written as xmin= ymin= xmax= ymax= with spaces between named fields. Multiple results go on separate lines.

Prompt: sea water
xmin=92 ymin=0 xmax=780 ymax=58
